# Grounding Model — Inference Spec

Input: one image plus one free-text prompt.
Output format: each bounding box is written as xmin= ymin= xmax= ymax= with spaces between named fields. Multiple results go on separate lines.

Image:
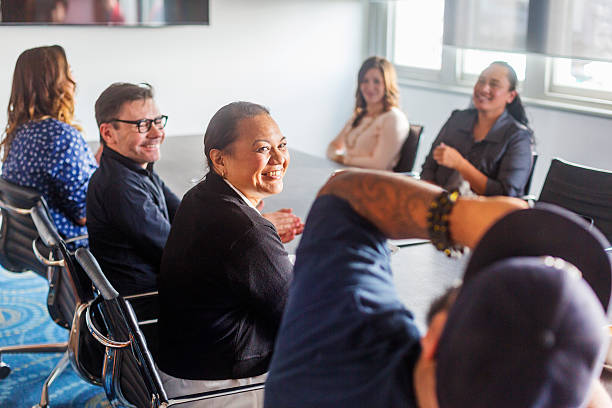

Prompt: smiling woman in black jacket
xmin=157 ymin=102 xmax=302 ymax=407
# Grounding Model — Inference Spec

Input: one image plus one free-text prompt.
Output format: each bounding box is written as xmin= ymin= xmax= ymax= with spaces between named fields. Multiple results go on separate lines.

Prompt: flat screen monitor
xmin=0 ymin=0 xmax=209 ymax=26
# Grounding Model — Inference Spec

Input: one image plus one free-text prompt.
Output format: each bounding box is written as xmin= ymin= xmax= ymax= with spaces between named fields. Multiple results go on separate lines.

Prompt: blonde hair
xmin=1 ymin=45 xmax=81 ymax=161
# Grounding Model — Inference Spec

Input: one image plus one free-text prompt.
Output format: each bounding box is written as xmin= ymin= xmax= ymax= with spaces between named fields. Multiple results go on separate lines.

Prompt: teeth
xmin=265 ymin=170 xmax=281 ymax=177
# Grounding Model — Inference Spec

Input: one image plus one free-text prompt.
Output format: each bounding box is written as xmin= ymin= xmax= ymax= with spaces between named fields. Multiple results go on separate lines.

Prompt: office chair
xmin=76 ymin=248 xmax=265 ymax=408
xmin=523 ymin=152 xmax=538 ymax=196
xmin=538 ymin=158 xmax=612 ymax=242
xmin=0 ymin=190 xmax=104 ymax=408
xmin=393 ymin=124 xmax=424 ymax=173
xmin=0 ymin=178 xmax=51 ymax=278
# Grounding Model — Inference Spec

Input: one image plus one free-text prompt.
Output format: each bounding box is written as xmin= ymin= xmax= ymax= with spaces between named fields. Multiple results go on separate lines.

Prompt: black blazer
xmin=157 ymin=171 xmax=293 ymax=380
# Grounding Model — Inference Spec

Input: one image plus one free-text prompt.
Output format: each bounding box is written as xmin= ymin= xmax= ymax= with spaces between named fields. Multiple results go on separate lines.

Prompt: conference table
xmin=155 ymin=139 xmax=612 ymax=392
xmin=264 ymin=149 xmax=467 ymax=329
xmin=157 ymin=143 xmax=467 ymax=330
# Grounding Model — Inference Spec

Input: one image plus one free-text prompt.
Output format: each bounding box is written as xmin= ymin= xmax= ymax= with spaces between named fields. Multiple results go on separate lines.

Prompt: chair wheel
xmin=0 ymin=362 xmax=11 ymax=379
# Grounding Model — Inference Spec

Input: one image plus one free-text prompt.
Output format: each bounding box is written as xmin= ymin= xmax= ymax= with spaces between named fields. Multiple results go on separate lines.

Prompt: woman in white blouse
xmin=327 ymin=56 xmax=409 ymax=170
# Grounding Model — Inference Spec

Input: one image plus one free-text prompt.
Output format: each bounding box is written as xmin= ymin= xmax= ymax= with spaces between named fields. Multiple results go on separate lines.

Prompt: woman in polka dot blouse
xmin=1 ymin=45 xmax=98 ymax=247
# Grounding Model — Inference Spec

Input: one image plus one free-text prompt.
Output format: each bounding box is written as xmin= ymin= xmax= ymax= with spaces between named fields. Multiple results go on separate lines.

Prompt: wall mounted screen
xmin=0 ymin=0 xmax=209 ymax=26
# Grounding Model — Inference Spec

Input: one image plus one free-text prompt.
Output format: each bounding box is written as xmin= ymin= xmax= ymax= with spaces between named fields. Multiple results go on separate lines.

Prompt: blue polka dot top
xmin=2 ymin=118 xmax=98 ymax=246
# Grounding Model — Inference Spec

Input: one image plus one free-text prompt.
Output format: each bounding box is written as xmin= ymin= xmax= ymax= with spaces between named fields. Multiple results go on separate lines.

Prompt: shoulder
xmin=449 ymin=108 xmax=476 ymax=122
xmin=40 ymin=118 xmax=82 ymax=139
xmin=382 ymin=107 xmax=409 ymax=125
xmin=499 ymin=112 xmax=533 ymax=143
xmin=181 ymin=180 xmax=260 ymax=233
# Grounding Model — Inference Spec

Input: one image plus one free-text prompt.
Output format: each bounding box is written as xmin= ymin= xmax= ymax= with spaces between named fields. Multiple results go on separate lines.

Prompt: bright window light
xmin=393 ymin=0 xmax=445 ymax=70
xmin=460 ymin=49 xmax=526 ymax=82
xmin=551 ymin=58 xmax=612 ymax=93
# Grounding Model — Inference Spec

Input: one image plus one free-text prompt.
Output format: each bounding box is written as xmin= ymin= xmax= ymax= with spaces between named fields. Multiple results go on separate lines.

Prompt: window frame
xmin=374 ymin=1 xmax=612 ymax=118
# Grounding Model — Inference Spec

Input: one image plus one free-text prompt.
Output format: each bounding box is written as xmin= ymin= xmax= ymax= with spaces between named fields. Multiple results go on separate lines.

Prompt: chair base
xmin=0 ymin=342 xmax=68 ymax=381
xmin=32 ymin=351 xmax=70 ymax=408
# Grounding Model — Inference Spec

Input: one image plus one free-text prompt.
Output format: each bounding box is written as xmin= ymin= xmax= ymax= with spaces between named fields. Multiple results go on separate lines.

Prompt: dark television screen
xmin=0 ymin=0 xmax=209 ymax=26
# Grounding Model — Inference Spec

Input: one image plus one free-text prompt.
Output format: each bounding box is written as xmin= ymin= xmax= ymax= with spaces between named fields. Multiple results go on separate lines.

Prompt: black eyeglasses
xmin=110 ymin=115 xmax=168 ymax=133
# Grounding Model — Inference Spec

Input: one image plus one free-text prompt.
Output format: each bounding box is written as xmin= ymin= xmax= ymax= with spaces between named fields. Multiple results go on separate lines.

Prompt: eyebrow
xmin=251 ymin=137 xmax=287 ymax=146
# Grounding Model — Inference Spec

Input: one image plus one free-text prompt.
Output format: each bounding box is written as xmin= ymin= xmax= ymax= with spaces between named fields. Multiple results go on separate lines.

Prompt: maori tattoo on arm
xmin=318 ymin=170 xmax=442 ymax=239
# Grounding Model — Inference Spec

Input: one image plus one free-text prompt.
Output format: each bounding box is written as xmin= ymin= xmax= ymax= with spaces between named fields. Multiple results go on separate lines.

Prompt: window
xmin=377 ymin=0 xmax=612 ymax=115
xmin=392 ymin=0 xmax=444 ymax=71
xmin=459 ymin=49 xmax=526 ymax=83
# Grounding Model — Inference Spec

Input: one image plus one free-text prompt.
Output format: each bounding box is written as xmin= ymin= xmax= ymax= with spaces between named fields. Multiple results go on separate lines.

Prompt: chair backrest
xmin=31 ymin=205 xmax=104 ymax=386
xmin=77 ymin=248 xmax=265 ymax=407
xmin=539 ymin=158 xmax=612 ymax=242
xmin=393 ymin=124 xmax=424 ymax=173
xmin=524 ymin=152 xmax=538 ymax=196
xmin=76 ymin=248 xmax=167 ymax=407
xmin=0 ymin=177 xmax=49 ymax=277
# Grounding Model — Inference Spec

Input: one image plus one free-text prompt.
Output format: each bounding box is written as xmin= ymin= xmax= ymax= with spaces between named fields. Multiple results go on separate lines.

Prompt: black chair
xmin=0 ymin=178 xmax=51 ymax=278
xmin=393 ymin=124 xmax=424 ymax=173
xmin=538 ymin=158 xmax=612 ymax=242
xmin=0 ymin=188 xmax=104 ymax=407
xmin=76 ymin=248 xmax=265 ymax=407
xmin=524 ymin=152 xmax=538 ymax=196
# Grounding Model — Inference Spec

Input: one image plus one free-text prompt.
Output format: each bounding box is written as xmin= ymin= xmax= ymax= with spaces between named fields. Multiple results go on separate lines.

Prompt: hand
xmin=262 ymin=208 xmax=305 ymax=243
xmin=433 ymin=143 xmax=464 ymax=170
xmin=331 ymin=151 xmax=345 ymax=165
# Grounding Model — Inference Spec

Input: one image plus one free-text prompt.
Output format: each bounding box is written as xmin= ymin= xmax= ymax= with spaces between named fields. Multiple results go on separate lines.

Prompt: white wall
xmin=0 ymin=0 xmax=365 ymax=156
xmin=400 ymin=85 xmax=612 ymax=195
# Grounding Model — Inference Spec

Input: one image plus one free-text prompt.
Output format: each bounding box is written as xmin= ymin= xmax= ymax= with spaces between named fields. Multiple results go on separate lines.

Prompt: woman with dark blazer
xmin=420 ymin=61 xmax=534 ymax=197
xmin=157 ymin=102 xmax=303 ymax=407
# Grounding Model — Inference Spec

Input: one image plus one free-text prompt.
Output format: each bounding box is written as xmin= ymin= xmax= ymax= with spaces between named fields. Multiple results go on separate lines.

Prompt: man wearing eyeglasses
xmin=86 ymin=82 xmax=178 ymax=325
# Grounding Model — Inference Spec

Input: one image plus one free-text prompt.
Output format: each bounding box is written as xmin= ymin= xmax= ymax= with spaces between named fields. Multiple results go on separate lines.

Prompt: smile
xmin=262 ymin=170 xmax=282 ymax=178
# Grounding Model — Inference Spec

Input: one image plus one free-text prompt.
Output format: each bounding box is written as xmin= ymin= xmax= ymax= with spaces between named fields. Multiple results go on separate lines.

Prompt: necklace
xmin=345 ymin=114 xmax=380 ymax=149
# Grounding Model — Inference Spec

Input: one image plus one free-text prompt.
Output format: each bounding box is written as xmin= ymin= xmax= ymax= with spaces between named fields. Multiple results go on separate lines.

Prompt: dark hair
xmin=2 ymin=44 xmax=79 ymax=161
xmin=203 ymin=101 xmax=270 ymax=173
xmin=490 ymin=61 xmax=530 ymax=128
xmin=426 ymin=285 xmax=460 ymax=326
xmin=95 ymin=82 xmax=154 ymax=144
xmin=352 ymin=56 xmax=400 ymax=128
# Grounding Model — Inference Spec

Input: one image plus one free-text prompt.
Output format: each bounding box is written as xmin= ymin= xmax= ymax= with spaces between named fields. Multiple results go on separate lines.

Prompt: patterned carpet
xmin=0 ymin=268 xmax=110 ymax=407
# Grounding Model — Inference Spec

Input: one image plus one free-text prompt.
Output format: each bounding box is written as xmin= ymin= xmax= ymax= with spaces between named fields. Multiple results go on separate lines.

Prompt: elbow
xmin=318 ymin=169 xmax=360 ymax=198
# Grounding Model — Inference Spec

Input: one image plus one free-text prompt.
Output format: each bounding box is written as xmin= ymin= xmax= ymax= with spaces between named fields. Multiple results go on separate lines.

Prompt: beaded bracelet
xmin=427 ymin=190 xmax=465 ymax=258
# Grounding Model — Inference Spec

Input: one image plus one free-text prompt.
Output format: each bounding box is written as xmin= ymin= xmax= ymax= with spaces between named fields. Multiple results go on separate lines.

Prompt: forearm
xmin=318 ymin=169 xmax=527 ymax=246
xmin=455 ymin=158 xmax=488 ymax=194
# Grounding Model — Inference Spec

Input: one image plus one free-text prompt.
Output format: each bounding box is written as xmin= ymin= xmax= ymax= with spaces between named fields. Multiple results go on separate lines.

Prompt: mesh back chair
xmin=0 ymin=195 xmax=104 ymax=407
xmin=0 ymin=177 xmax=51 ymax=278
xmin=393 ymin=124 xmax=424 ymax=173
xmin=76 ymin=248 xmax=265 ymax=408
xmin=538 ymin=158 xmax=612 ymax=243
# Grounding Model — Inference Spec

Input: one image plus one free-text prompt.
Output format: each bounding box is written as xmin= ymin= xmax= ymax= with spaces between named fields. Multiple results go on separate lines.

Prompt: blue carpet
xmin=0 ymin=268 xmax=110 ymax=407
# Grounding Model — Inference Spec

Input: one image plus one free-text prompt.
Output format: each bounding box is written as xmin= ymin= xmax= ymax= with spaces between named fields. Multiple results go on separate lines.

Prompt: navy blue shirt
xmin=265 ymin=195 xmax=421 ymax=408
xmin=2 ymin=118 xmax=97 ymax=245
xmin=86 ymin=147 xmax=180 ymax=295
xmin=421 ymin=109 xmax=533 ymax=197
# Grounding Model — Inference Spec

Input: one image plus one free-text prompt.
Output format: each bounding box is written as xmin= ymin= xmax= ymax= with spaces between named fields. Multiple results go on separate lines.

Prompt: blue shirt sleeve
xmin=47 ymin=123 xmax=97 ymax=222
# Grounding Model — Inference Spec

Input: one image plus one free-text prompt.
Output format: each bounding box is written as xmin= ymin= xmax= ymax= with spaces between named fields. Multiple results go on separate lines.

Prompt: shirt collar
xmin=223 ymin=178 xmax=260 ymax=212
xmin=456 ymin=109 xmax=513 ymax=143
xmin=102 ymin=146 xmax=154 ymax=174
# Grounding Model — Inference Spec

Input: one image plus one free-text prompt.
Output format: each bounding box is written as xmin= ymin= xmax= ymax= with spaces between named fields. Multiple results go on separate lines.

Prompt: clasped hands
xmin=433 ymin=143 xmax=465 ymax=170
xmin=259 ymin=202 xmax=305 ymax=243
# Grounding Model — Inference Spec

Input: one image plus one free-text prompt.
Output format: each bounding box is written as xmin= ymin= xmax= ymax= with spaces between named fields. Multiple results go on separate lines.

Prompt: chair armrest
xmin=398 ymin=171 xmax=420 ymax=179
xmin=124 ymin=291 xmax=158 ymax=300
xmin=65 ymin=234 xmax=88 ymax=244
xmin=167 ymin=382 xmax=265 ymax=406
xmin=85 ymin=300 xmax=131 ymax=349
xmin=32 ymin=238 xmax=64 ymax=267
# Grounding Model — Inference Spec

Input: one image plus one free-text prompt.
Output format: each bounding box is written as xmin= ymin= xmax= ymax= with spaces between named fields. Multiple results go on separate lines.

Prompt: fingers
xmin=277 ymin=208 xmax=293 ymax=213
